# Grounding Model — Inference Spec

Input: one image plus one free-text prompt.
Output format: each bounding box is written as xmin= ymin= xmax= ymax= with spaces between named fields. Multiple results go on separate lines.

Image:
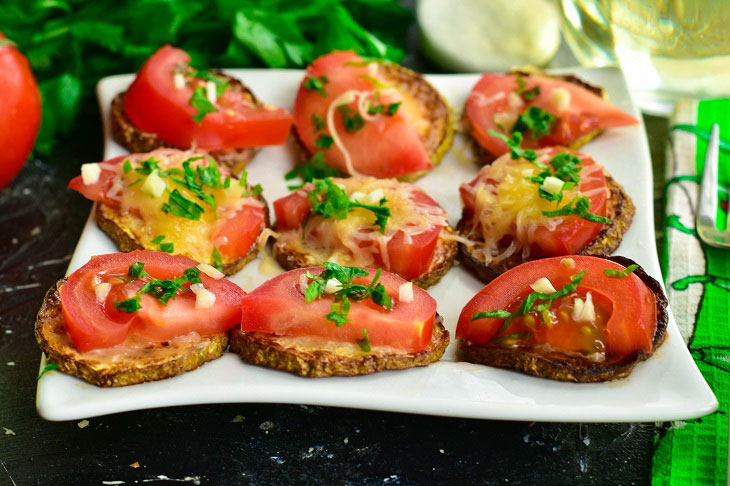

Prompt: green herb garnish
xmin=525 ymin=152 xmax=582 ymax=204
xmin=122 ymin=160 xmax=132 ymax=174
xmin=471 ymin=310 xmax=512 ymax=320
xmin=113 ymin=263 xmax=202 ymax=313
xmin=134 ymin=157 xmax=161 ymax=176
xmin=360 ymin=74 xmax=389 ymax=89
xmin=356 ymin=328 xmax=371 ymax=352
xmin=190 ymin=86 xmax=218 ymax=124
xmin=284 ymin=152 xmax=341 ymax=190
xmin=161 ymin=189 xmax=205 ymax=221
xmin=521 ymin=86 xmax=540 ymax=101
xmin=385 ymin=102 xmax=401 ymax=116
xmin=315 ymin=134 xmax=334 ymax=149
xmin=37 ymin=363 xmax=59 ymax=380
xmin=512 ymin=106 xmax=556 ymax=138
xmin=303 ymin=75 xmax=329 ymax=96
xmin=152 ymin=236 xmax=174 ymax=253
xmin=189 ymin=68 xmax=229 ymax=97
xmin=212 ymin=247 xmax=223 ymax=272
xmin=367 ymin=104 xmax=384 ymax=115
xmin=542 ymin=196 xmax=611 ymax=224
xmin=604 ymin=264 xmax=639 ymax=278
xmin=337 ymin=104 xmax=365 ymax=133
xmin=128 ymin=261 xmax=149 ymax=279
xmin=303 ymin=263 xmax=392 ymax=327
xmin=488 ymin=130 xmax=539 ymax=164
xmin=311 ymin=114 xmax=326 ymax=132
xmin=307 ymin=178 xmax=390 ymax=232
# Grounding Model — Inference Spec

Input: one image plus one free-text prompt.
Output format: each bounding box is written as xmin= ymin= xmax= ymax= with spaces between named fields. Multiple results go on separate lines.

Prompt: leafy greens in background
xmin=0 ymin=0 xmax=412 ymax=156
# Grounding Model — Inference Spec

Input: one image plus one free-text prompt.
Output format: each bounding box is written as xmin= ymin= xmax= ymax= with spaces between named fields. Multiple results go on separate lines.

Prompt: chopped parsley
xmin=311 ymin=113 xmax=326 ymax=132
xmin=284 ymin=152 xmax=341 ymax=190
xmin=161 ymin=189 xmax=205 ymax=220
xmin=151 ymin=236 xmax=173 ymax=253
xmin=243 ymin=184 xmax=264 ymax=198
xmin=488 ymin=130 xmax=539 ymax=165
xmin=190 ymin=86 xmax=218 ymax=124
xmin=386 ymin=102 xmax=401 ymax=116
xmin=471 ymin=271 xmax=587 ymax=325
xmin=337 ymin=104 xmax=365 ymax=133
xmin=512 ymin=106 xmax=556 ymax=138
xmin=37 ymin=363 xmax=59 ymax=380
xmin=367 ymin=101 xmax=401 ymax=117
xmin=360 ymin=74 xmax=389 ymax=89
xmin=525 ymin=152 xmax=582 ymax=204
xmin=134 ymin=157 xmax=161 ymax=176
xmin=367 ymin=104 xmax=384 ymax=115
xmin=315 ymin=134 xmax=334 ymax=149
xmin=307 ymin=178 xmax=390 ymax=232
xmin=122 ymin=160 xmax=132 ymax=174
xmin=604 ymin=264 xmax=639 ymax=278
xmin=303 ymin=262 xmax=392 ymax=327
xmin=113 ymin=263 xmax=202 ymax=313
xmin=356 ymin=328 xmax=371 ymax=352
xmin=189 ymin=68 xmax=230 ymax=98
xmin=303 ymin=75 xmax=329 ymax=97
xmin=515 ymin=76 xmax=540 ymax=101
xmin=212 ymin=247 xmax=223 ymax=272
xmin=542 ymin=196 xmax=611 ymax=224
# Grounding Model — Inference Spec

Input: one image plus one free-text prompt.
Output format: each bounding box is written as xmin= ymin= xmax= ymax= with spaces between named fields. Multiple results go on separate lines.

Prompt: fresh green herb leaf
xmin=471 ymin=310 xmax=512 ymax=320
xmin=525 ymin=152 xmax=582 ymax=204
xmin=604 ymin=264 xmax=639 ymax=278
xmin=128 ymin=262 xmax=149 ymax=279
xmin=303 ymin=75 xmax=329 ymax=96
xmin=114 ymin=297 xmax=142 ymax=314
xmin=307 ymin=178 xmax=390 ymax=232
xmin=519 ymin=271 xmax=587 ymax=316
xmin=37 ymin=363 xmax=59 ymax=380
xmin=285 ymin=152 xmax=341 ymax=190
xmin=122 ymin=160 xmax=132 ymax=174
xmin=367 ymin=103 xmax=384 ymax=115
xmin=515 ymin=76 xmax=527 ymax=92
xmin=243 ymin=184 xmax=264 ymax=198
xmin=134 ymin=157 xmax=161 ymax=176
xmin=160 ymin=242 xmax=174 ymax=253
xmin=385 ymin=102 xmax=401 ymax=116
xmin=161 ymin=189 xmax=205 ymax=220
xmin=239 ymin=170 xmax=249 ymax=187
xmin=151 ymin=235 xmax=165 ymax=245
xmin=521 ymin=86 xmax=540 ymax=101
xmin=311 ymin=113 xmax=326 ymax=132
xmin=542 ymin=196 xmax=611 ymax=224
xmin=212 ymin=247 xmax=223 ymax=272
xmin=360 ymin=74 xmax=389 ymax=89
xmin=337 ymin=104 xmax=365 ymax=133
xmin=315 ymin=134 xmax=334 ymax=149
xmin=356 ymin=328 xmax=371 ymax=352
xmin=488 ymin=130 xmax=540 ymax=164
xmin=512 ymin=106 xmax=556 ymax=138
xmin=190 ymin=86 xmax=218 ymax=124
xmin=189 ymin=68 xmax=229 ymax=97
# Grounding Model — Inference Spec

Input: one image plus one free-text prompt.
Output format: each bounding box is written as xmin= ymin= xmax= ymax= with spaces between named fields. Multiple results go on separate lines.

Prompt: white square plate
xmin=36 ymin=68 xmax=717 ymax=422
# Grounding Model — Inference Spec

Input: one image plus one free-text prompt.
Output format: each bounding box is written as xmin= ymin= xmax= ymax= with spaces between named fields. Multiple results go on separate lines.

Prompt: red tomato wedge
xmin=465 ymin=74 xmax=638 ymax=159
xmin=272 ymin=183 xmax=444 ymax=280
xmin=123 ymin=45 xmax=292 ymax=152
xmin=60 ymin=251 xmax=244 ymax=352
xmin=293 ymin=51 xmax=432 ymax=178
xmin=211 ymin=204 xmax=265 ymax=260
xmin=456 ymin=256 xmax=656 ymax=359
xmin=240 ymin=267 xmax=437 ymax=352
xmin=460 ymin=147 xmax=608 ymax=257
xmin=67 ymin=155 xmax=125 ymax=208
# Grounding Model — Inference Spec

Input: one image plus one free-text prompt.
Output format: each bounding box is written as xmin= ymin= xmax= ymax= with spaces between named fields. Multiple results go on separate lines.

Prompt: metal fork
xmin=696 ymin=124 xmax=730 ymax=248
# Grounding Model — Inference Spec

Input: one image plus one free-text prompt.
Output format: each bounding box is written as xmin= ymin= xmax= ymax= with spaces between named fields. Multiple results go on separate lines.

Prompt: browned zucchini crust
xmin=292 ymin=62 xmax=454 ymax=180
xmin=35 ymin=281 xmax=228 ymax=387
xmin=95 ymin=196 xmax=270 ymax=276
xmin=110 ymin=71 xmax=261 ymax=175
xmin=271 ymin=226 xmax=458 ymax=289
xmin=457 ymin=174 xmax=635 ymax=284
xmin=457 ymin=256 xmax=669 ymax=382
xmin=462 ymin=69 xmax=606 ymax=166
xmin=229 ymin=315 xmax=449 ymax=377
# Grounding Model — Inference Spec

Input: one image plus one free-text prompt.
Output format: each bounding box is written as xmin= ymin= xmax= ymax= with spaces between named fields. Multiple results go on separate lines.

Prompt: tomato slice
xmin=461 ymin=147 xmax=608 ymax=257
xmin=123 ymin=45 xmax=292 ymax=151
xmin=273 ymin=191 xmax=310 ymax=230
xmin=60 ymin=251 xmax=245 ymax=352
xmin=293 ymin=51 xmax=432 ymax=178
xmin=68 ymin=155 xmax=125 ymax=208
xmin=465 ymin=74 xmax=638 ymax=159
xmin=456 ymin=256 xmax=656 ymax=359
xmin=240 ymin=267 xmax=437 ymax=352
xmin=211 ymin=204 xmax=265 ymax=260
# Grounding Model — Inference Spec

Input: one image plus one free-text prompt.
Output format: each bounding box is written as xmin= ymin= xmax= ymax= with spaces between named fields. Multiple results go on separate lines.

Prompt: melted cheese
xmin=277 ymin=177 xmax=447 ymax=271
xmin=113 ymin=149 xmax=263 ymax=264
xmin=460 ymin=152 xmax=594 ymax=264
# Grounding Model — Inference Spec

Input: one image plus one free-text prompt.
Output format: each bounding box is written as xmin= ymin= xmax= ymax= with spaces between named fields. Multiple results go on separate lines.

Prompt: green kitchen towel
xmin=654 ymin=100 xmax=730 ymax=485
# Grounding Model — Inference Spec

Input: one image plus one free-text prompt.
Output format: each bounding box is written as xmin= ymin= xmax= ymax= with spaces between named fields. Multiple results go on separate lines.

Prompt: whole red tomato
xmin=0 ymin=33 xmax=41 ymax=190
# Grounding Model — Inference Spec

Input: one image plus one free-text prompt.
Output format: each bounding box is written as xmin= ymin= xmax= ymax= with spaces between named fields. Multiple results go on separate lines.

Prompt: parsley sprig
xmin=512 ymin=106 xmax=556 ymax=138
xmin=488 ymin=130 xmax=539 ymax=165
xmin=603 ymin=264 xmax=638 ymax=278
xmin=190 ymin=86 xmax=218 ymax=124
xmin=303 ymin=263 xmax=392 ymax=327
xmin=336 ymin=104 xmax=365 ymax=133
xmin=303 ymin=75 xmax=329 ymax=96
xmin=285 ymin=152 xmax=341 ymax=190
xmin=525 ymin=152 xmax=582 ymax=204
xmin=307 ymin=178 xmax=390 ymax=232
xmin=542 ymin=197 xmax=611 ymax=224
xmin=113 ymin=262 xmax=202 ymax=314
xmin=515 ymin=76 xmax=540 ymax=101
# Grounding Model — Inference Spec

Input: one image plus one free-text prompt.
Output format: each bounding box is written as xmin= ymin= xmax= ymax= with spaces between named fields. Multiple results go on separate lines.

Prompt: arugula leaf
xmin=307 ymin=178 xmax=390 ymax=232
xmin=356 ymin=328 xmax=371 ymax=352
xmin=512 ymin=106 xmax=556 ymax=138
xmin=212 ymin=247 xmax=223 ymax=272
xmin=542 ymin=196 xmax=611 ymax=224
xmin=190 ymin=86 xmax=218 ymax=124
xmin=604 ymin=264 xmax=639 ymax=278
xmin=336 ymin=104 xmax=365 ymax=133
xmin=303 ymin=75 xmax=329 ymax=96
xmin=284 ymin=152 xmax=341 ymax=190
xmin=37 ymin=363 xmax=60 ymax=380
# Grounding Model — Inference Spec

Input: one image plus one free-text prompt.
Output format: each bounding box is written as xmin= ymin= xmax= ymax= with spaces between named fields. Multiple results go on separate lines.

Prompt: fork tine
xmin=696 ymin=124 xmax=721 ymax=244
